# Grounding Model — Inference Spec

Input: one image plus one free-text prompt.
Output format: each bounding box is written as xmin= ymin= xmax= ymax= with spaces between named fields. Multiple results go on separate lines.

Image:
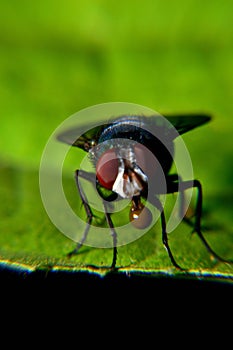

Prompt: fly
xmin=57 ymin=113 xmax=231 ymax=270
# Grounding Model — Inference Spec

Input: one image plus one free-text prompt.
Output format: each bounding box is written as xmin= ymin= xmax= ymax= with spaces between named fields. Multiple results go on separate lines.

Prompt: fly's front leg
xmin=68 ymin=170 xmax=119 ymax=269
xmin=150 ymin=196 xmax=184 ymax=270
xmin=103 ymin=202 xmax=118 ymax=269
xmin=67 ymin=169 xmax=95 ymax=258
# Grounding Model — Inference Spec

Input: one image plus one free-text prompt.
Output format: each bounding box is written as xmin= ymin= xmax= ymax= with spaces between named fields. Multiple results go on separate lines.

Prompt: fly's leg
xmin=103 ymin=202 xmax=118 ymax=269
xmin=67 ymin=169 xmax=95 ymax=258
xmin=68 ymin=170 xmax=119 ymax=268
xmin=150 ymin=196 xmax=184 ymax=270
xmin=166 ymin=177 xmax=233 ymax=264
xmin=165 ymin=174 xmax=186 ymax=219
xmin=189 ymin=180 xmax=232 ymax=264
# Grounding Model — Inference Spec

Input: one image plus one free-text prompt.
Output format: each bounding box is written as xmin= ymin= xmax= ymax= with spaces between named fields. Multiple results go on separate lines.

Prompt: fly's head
xmin=92 ymin=139 xmax=158 ymax=229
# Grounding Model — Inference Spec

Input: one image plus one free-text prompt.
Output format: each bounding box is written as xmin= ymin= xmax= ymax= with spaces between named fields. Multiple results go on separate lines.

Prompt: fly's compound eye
xmin=96 ymin=148 xmax=119 ymax=190
xmin=134 ymin=143 xmax=157 ymax=180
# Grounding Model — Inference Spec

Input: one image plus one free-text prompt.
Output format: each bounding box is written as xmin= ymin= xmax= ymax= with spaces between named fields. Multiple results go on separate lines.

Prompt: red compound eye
xmin=134 ymin=143 xmax=157 ymax=179
xmin=96 ymin=148 xmax=119 ymax=190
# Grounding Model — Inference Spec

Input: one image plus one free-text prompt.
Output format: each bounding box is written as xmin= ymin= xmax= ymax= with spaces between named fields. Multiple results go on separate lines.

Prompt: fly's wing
xmin=56 ymin=123 xmax=108 ymax=151
xmin=56 ymin=113 xmax=211 ymax=150
xmin=110 ymin=114 xmax=211 ymax=140
xmin=162 ymin=114 xmax=211 ymax=137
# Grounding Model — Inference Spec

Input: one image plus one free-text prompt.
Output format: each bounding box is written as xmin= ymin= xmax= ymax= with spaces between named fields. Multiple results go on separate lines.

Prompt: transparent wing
xmin=162 ymin=113 xmax=211 ymax=136
xmin=56 ymin=123 xmax=108 ymax=151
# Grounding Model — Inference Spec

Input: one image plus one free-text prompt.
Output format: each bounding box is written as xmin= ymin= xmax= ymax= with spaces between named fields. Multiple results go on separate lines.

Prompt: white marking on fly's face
xmin=112 ymin=168 xmax=142 ymax=198
xmin=133 ymin=165 xmax=148 ymax=183
xmin=112 ymin=150 xmax=148 ymax=199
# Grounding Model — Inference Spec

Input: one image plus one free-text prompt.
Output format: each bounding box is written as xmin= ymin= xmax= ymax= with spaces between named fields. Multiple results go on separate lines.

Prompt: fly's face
xmin=90 ymin=137 xmax=161 ymax=229
xmin=95 ymin=143 xmax=148 ymax=198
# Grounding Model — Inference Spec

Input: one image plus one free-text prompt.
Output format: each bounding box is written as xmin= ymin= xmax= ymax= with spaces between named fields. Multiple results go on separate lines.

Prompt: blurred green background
xmin=0 ymin=0 xmax=232 ymax=276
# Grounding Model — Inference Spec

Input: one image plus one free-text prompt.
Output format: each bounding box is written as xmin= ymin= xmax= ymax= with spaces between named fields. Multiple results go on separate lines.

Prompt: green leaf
xmin=0 ymin=163 xmax=232 ymax=284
